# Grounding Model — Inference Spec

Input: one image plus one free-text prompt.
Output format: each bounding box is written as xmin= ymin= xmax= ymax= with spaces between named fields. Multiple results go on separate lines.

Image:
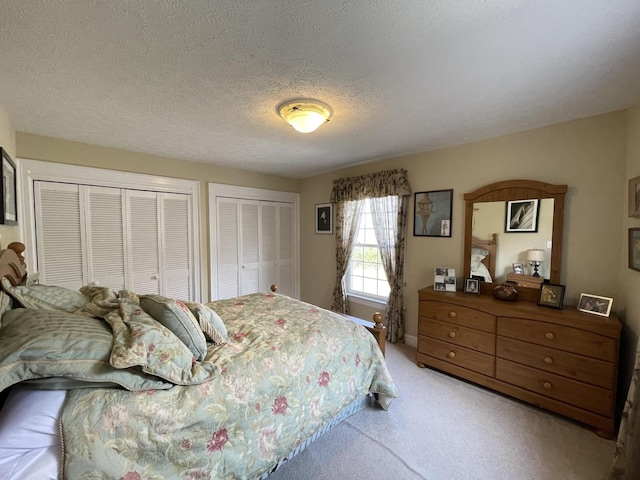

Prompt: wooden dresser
xmin=417 ymin=286 xmax=621 ymax=438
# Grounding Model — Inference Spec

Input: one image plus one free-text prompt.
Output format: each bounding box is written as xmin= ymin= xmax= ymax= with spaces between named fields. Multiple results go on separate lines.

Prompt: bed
xmin=0 ymin=243 xmax=397 ymax=479
xmin=470 ymin=234 xmax=497 ymax=282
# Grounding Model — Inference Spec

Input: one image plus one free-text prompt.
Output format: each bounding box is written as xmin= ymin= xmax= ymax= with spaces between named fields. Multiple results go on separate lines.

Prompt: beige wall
xmin=16 ymin=133 xmax=300 ymax=301
xmin=618 ymin=101 xmax=640 ymax=390
xmin=0 ymin=104 xmax=20 ymax=247
xmin=300 ymin=111 xmax=628 ymax=343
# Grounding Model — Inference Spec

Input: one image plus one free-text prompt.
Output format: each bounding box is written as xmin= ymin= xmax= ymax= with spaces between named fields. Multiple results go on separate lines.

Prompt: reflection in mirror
xmin=472 ymin=199 xmax=554 ymax=283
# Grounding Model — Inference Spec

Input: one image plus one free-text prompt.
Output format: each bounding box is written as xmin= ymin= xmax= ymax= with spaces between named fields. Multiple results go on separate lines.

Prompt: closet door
xmin=259 ymin=203 xmax=277 ymax=292
xmin=215 ymin=198 xmax=240 ymax=299
xmin=278 ymin=203 xmax=295 ymax=297
xmin=240 ymin=201 xmax=260 ymax=295
xmin=162 ymin=193 xmax=193 ymax=300
xmin=126 ymin=190 xmax=161 ymax=295
xmin=34 ymin=182 xmax=86 ymax=290
xmin=86 ymin=186 xmax=126 ymax=290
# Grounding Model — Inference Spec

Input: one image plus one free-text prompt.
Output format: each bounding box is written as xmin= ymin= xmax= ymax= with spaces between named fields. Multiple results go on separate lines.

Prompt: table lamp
xmin=527 ymin=248 xmax=545 ymax=277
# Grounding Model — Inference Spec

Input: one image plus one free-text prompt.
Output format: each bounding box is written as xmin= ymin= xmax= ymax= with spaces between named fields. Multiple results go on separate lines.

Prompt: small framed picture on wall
xmin=315 ymin=203 xmax=333 ymax=234
xmin=0 ymin=148 xmax=17 ymax=225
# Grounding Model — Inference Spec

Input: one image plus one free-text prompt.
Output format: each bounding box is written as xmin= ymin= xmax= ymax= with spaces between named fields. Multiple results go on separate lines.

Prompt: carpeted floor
xmin=270 ymin=342 xmax=616 ymax=480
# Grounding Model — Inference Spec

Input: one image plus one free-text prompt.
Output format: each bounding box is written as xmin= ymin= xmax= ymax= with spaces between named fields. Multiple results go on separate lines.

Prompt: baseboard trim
xmin=404 ymin=334 xmax=417 ymax=348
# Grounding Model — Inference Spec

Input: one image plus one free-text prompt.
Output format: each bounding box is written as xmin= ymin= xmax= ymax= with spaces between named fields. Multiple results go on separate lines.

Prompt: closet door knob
xmin=449 ymin=311 xmax=457 ymax=318
xmin=544 ymin=332 xmax=555 ymax=340
xmin=544 ymin=356 xmax=553 ymax=365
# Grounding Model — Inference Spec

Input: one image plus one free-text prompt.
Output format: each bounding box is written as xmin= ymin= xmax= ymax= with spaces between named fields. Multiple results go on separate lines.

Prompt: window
xmin=346 ymin=199 xmax=391 ymax=301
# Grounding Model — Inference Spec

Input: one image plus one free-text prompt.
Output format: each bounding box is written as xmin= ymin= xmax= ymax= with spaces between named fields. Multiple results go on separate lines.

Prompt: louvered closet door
xmin=126 ymin=190 xmax=161 ymax=295
xmin=86 ymin=186 xmax=126 ymax=290
xmin=34 ymin=182 xmax=86 ymax=290
xmin=278 ymin=203 xmax=295 ymax=297
xmin=259 ymin=202 xmax=277 ymax=292
xmin=162 ymin=193 xmax=192 ymax=300
xmin=240 ymin=201 xmax=260 ymax=295
xmin=216 ymin=198 xmax=240 ymax=299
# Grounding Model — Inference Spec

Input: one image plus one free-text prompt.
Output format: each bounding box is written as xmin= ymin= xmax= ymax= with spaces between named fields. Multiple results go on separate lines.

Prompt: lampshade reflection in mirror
xmin=527 ymin=248 xmax=545 ymax=277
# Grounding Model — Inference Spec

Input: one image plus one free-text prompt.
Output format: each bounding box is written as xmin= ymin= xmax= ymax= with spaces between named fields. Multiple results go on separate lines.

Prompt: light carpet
xmin=270 ymin=342 xmax=616 ymax=480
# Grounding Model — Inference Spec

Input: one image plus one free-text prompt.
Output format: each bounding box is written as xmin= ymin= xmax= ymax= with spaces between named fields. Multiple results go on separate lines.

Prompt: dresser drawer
xmin=496 ymin=337 xmax=615 ymax=389
xmin=419 ymin=300 xmax=495 ymax=333
xmin=495 ymin=359 xmax=613 ymax=417
xmin=497 ymin=317 xmax=616 ymax=361
xmin=418 ymin=336 xmax=494 ymax=376
xmin=419 ymin=317 xmax=495 ymax=355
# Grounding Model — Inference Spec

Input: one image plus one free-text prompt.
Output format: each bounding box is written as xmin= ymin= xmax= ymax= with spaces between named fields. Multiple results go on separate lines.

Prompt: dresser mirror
xmin=463 ymin=180 xmax=567 ymax=299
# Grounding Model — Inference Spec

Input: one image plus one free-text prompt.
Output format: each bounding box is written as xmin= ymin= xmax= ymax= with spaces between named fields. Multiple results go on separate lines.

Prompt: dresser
xmin=417 ymin=286 xmax=621 ymax=438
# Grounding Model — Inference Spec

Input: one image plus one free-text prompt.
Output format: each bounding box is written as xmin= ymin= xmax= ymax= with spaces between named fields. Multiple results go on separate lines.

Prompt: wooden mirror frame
xmin=463 ymin=180 xmax=568 ymax=300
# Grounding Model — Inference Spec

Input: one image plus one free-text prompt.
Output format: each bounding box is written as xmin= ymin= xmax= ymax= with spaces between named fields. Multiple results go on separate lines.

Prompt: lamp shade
xmin=527 ymin=248 xmax=545 ymax=262
xmin=279 ymin=100 xmax=332 ymax=133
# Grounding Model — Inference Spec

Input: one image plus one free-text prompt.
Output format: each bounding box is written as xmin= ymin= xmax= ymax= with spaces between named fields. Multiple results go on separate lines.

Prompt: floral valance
xmin=330 ymin=169 xmax=411 ymax=202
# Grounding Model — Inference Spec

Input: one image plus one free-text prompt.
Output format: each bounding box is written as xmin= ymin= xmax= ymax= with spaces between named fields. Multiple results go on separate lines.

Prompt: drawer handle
xmin=448 ymin=351 xmax=456 ymax=359
xmin=543 ymin=381 xmax=552 ymax=390
xmin=449 ymin=311 xmax=457 ymax=318
xmin=544 ymin=356 xmax=553 ymax=365
xmin=448 ymin=331 xmax=457 ymax=338
xmin=544 ymin=332 xmax=555 ymax=340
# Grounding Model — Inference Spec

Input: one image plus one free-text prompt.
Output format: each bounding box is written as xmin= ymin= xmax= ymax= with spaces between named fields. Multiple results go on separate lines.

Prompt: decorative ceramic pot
xmin=493 ymin=281 xmax=518 ymax=301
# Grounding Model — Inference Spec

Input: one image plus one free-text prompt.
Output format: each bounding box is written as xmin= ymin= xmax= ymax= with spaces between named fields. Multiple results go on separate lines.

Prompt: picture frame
xmin=537 ymin=283 xmax=566 ymax=309
xmin=512 ymin=263 xmax=524 ymax=274
xmin=629 ymin=175 xmax=640 ymax=217
xmin=0 ymin=148 xmax=17 ymax=225
xmin=315 ymin=203 xmax=333 ymax=234
xmin=464 ymin=278 xmax=480 ymax=295
xmin=414 ymin=189 xmax=453 ymax=237
xmin=505 ymin=199 xmax=539 ymax=233
xmin=578 ymin=293 xmax=613 ymax=317
xmin=434 ymin=267 xmax=456 ymax=292
xmin=629 ymin=228 xmax=640 ymax=271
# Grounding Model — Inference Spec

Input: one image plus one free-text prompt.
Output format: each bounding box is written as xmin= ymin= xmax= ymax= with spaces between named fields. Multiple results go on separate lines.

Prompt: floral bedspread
xmin=60 ymin=292 xmax=397 ymax=479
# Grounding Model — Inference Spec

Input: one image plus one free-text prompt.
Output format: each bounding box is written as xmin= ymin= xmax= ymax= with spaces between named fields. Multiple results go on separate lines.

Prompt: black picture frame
xmin=505 ymin=199 xmax=539 ymax=233
xmin=464 ymin=278 xmax=480 ymax=295
xmin=629 ymin=228 xmax=640 ymax=271
xmin=629 ymin=176 xmax=640 ymax=217
xmin=537 ymin=283 xmax=566 ymax=309
xmin=413 ymin=189 xmax=453 ymax=237
xmin=0 ymin=148 xmax=17 ymax=225
xmin=315 ymin=203 xmax=332 ymax=234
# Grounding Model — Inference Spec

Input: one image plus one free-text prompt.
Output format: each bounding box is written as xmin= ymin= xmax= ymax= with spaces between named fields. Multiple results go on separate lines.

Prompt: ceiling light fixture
xmin=278 ymin=100 xmax=332 ymax=133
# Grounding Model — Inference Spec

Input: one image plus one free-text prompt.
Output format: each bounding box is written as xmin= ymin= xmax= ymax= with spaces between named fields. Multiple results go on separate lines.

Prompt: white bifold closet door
xmin=34 ymin=181 xmax=193 ymax=300
xmin=214 ymin=198 xmax=295 ymax=299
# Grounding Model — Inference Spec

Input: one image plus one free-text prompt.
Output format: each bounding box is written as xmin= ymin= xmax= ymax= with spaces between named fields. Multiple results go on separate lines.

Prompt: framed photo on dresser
xmin=578 ymin=293 xmax=613 ymax=317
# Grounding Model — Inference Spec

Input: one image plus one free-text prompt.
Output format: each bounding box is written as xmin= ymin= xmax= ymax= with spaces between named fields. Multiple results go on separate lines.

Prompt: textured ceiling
xmin=1 ymin=1 xmax=639 ymax=179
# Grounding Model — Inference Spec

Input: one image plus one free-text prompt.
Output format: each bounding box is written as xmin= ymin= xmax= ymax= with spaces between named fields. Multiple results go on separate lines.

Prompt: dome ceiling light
xmin=278 ymin=100 xmax=332 ymax=133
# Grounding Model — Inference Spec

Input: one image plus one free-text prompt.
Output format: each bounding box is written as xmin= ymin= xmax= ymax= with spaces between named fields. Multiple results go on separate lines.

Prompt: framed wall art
xmin=315 ymin=203 xmax=333 ymax=234
xmin=505 ymin=199 xmax=539 ymax=233
xmin=0 ymin=148 xmax=17 ymax=225
xmin=629 ymin=175 xmax=640 ymax=217
xmin=414 ymin=189 xmax=453 ymax=237
xmin=629 ymin=228 xmax=640 ymax=271
xmin=538 ymin=283 xmax=566 ymax=309
xmin=578 ymin=293 xmax=613 ymax=317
